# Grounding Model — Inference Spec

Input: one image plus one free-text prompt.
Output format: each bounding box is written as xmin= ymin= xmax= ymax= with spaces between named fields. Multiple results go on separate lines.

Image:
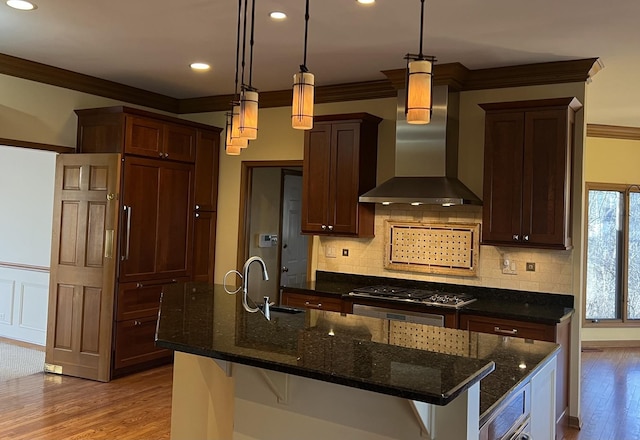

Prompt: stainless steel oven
xmin=352 ymin=304 xmax=445 ymax=327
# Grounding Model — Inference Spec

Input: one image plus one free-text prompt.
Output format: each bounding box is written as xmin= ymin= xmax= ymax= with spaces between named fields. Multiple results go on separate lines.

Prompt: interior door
xmin=280 ymin=172 xmax=308 ymax=286
xmin=46 ymin=153 xmax=120 ymax=382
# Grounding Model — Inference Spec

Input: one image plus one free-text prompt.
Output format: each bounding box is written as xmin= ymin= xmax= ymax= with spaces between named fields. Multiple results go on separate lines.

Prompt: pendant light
xmin=405 ymin=0 xmax=436 ymax=125
xmin=292 ymin=0 xmax=314 ymax=130
xmin=239 ymin=0 xmax=258 ymax=140
xmin=225 ymin=0 xmax=249 ymax=154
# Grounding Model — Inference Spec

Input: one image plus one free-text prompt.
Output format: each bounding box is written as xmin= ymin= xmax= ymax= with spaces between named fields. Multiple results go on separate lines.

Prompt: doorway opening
xmin=237 ymin=161 xmax=310 ymax=305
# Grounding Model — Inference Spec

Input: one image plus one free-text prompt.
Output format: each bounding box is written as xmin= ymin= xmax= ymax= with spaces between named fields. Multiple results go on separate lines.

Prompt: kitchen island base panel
xmin=171 ymin=352 xmax=481 ymax=440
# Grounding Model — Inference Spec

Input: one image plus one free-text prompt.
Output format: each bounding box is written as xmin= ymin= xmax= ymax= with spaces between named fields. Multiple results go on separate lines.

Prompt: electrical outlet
xmin=502 ymin=255 xmax=517 ymax=275
xmin=342 ymin=249 xmax=349 ymax=257
xmin=526 ymin=262 xmax=536 ymax=272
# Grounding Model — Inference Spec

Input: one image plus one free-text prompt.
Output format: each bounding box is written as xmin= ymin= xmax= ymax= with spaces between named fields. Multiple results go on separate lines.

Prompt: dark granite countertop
xmin=282 ymin=271 xmax=574 ymax=324
xmin=156 ymin=282 xmax=559 ymax=424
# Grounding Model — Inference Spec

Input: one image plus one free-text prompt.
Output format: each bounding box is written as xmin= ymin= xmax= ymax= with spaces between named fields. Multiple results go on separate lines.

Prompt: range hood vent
xmin=359 ymin=85 xmax=482 ymax=206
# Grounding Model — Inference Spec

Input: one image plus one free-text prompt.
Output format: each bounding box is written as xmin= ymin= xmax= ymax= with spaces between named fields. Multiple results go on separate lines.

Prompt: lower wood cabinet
xmin=459 ymin=314 xmax=571 ymax=438
xmin=281 ymin=291 xmax=344 ymax=313
xmin=113 ymin=316 xmax=172 ymax=372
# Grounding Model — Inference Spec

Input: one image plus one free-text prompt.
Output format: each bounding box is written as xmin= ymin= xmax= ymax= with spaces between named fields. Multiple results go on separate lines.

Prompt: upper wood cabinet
xmin=480 ymin=98 xmax=582 ymax=249
xmin=301 ymin=113 xmax=381 ymax=237
xmin=76 ymin=106 xmax=200 ymax=163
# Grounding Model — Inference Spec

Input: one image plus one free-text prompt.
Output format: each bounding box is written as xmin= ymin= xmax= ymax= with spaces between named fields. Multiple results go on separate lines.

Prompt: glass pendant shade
xmin=292 ymin=71 xmax=315 ymax=130
xmin=406 ymin=59 xmax=433 ymax=124
xmin=239 ymin=90 xmax=259 ymax=140
xmin=231 ymin=106 xmax=249 ymax=149
xmin=225 ymin=129 xmax=241 ymax=155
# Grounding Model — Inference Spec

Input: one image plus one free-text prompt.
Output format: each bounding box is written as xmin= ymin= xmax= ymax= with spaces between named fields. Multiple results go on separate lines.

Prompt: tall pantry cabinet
xmin=45 ymin=106 xmax=221 ymax=381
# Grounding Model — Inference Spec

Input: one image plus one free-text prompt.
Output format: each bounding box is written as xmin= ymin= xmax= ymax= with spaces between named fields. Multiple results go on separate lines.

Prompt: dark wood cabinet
xmin=459 ymin=313 xmax=571 ymax=436
xmin=46 ymin=106 xmax=221 ymax=381
xmin=301 ymin=113 xmax=381 ymax=237
xmin=480 ymin=98 xmax=582 ymax=249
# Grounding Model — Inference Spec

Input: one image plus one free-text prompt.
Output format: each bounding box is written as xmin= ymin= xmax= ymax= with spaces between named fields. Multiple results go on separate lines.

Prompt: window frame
xmin=583 ymin=182 xmax=640 ymax=327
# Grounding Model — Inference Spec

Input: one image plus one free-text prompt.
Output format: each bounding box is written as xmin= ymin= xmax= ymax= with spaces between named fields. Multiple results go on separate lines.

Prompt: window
xmin=585 ymin=184 xmax=640 ymax=324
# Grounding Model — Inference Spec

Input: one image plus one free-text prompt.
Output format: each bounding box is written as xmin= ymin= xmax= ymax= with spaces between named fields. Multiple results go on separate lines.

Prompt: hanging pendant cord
xmin=233 ymin=0 xmax=242 ymax=97
xmin=300 ymin=0 xmax=310 ymax=72
xmin=248 ymin=0 xmax=256 ymax=87
xmin=418 ymin=0 xmax=425 ymax=58
xmin=240 ymin=0 xmax=249 ymax=89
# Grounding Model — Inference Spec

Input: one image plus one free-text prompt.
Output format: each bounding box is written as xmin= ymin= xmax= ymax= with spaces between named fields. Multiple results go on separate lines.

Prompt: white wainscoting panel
xmin=0 ymin=266 xmax=49 ymax=346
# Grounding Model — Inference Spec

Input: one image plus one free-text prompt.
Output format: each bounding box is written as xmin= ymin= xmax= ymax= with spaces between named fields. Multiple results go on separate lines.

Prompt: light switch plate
xmin=326 ymin=246 xmax=337 ymax=258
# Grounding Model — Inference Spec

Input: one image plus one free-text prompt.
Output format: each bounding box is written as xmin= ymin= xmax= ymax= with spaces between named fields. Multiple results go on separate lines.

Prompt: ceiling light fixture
xmin=356 ymin=0 xmax=375 ymax=4
xmin=6 ymin=0 xmax=36 ymax=10
xmin=405 ymin=0 xmax=436 ymax=125
xmin=269 ymin=11 xmax=287 ymax=19
xmin=291 ymin=0 xmax=314 ymax=130
xmin=238 ymin=0 xmax=258 ymax=141
xmin=190 ymin=62 xmax=210 ymax=71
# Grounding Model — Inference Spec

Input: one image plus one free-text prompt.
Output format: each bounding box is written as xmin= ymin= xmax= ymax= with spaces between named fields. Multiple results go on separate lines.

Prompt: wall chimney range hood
xmin=359 ymin=85 xmax=482 ymax=206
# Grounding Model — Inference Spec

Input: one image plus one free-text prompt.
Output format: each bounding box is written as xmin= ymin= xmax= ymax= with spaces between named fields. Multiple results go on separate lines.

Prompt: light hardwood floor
xmin=1 ymin=347 xmax=638 ymax=439
xmin=0 ymin=365 xmax=172 ymax=440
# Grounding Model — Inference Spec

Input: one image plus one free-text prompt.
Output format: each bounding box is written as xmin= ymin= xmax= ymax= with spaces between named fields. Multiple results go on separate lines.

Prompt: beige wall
xmin=582 ymin=135 xmax=640 ymax=341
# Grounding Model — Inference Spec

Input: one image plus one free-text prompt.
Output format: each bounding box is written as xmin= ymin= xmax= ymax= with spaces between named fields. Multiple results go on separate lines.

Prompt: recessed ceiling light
xmin=269 ymin=11 xmax=287 ymax=20
xmin=357 ymin=0 xmax=375 ymax=4
xmin=190 ymin=62 xmax=210 ymax=71
xmin=6 ymin=0 xmax=36 ymax=10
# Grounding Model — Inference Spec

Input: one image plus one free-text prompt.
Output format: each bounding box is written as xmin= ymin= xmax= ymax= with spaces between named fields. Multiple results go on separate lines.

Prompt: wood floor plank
xmin=0 ymin=366 xmax=172 ymax=440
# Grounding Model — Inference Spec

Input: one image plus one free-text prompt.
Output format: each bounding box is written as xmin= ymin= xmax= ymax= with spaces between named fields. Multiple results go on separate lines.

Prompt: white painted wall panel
xmin=19 ymin=282 xmax=48 ymax=331
xmin=0 ymin=279 xmax=15 ymax=325
xmin=0 ymin=268 xmax=48 ymax=345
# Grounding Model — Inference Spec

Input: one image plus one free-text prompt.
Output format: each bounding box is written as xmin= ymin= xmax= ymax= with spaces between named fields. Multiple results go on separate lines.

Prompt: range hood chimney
xmin=359 ymin=85 xmax=482 ymax=206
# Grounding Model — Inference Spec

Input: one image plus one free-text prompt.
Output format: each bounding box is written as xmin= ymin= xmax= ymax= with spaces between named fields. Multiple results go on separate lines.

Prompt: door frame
xmin=236 ymin=161 xmax=310 ymax=295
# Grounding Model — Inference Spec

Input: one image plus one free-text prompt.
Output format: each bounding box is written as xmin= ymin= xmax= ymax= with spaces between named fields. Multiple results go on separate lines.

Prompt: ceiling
xmin=1 ymin=0 xmax=639 ymax=127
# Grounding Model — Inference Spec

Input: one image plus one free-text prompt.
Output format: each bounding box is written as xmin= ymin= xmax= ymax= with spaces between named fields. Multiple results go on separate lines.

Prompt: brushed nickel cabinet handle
xmin=121 ymin=205 xmax=132 ymax=261
xmin=305 ymin=301 xmax=322 ymax=308
xmin=494 ymin=326 xmax=518 ymax=335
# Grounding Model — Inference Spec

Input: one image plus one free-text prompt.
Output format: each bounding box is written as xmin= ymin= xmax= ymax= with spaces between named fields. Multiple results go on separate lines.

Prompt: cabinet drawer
xmin=460 ymin=315 xmax=556 ymax=342
xmin=113 ymin=316 xmax=172 ymax=370
xmin=281 ymin=292 xmax=343 ymax=312
xmin=116 ymin=279 xmax=184 ymax=321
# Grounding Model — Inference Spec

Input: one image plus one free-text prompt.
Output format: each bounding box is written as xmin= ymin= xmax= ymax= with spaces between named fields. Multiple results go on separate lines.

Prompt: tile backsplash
xmin=316 ymin=205 xmax=573 ymax=294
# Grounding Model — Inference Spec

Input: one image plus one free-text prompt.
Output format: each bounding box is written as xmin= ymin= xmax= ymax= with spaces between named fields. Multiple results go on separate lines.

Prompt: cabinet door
xmin=120 ymin=157 xmax=193 ymax=281
xmin=164 ymin=123 xmax=197 ymax=163
xmin=522 ymin=109 xmax=570 ymax=247
xmin=194 ymin=129 xmax=220 ymax=211
xmin=156 ymin=161 xmax=194 ymax=278
xmin=302 ymin=124 xmax=332 ymax=233
xmin=482 ymin=112 xmax=525 ymax=244
xmin=192 ymin=211 xmax=216 ymax=283
xmin=459 ymin=314 xmax=556 ymax=342
xmin=331 ymin=123 xmax=361 ymax=235
xmin=120 ymin=157 xmax=161 ymax=281
xmin=124 ymin=116 xmax=164 ymax=159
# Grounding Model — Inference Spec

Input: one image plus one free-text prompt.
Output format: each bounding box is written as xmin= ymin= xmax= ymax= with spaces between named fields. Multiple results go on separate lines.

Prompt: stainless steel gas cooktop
xmin=348 ymin=285 xmax=476 ymax=308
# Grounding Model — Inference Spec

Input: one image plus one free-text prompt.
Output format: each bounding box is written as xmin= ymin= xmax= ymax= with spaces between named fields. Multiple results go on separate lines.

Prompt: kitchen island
xmin=156 ymin=282 xmax=559 ymax=440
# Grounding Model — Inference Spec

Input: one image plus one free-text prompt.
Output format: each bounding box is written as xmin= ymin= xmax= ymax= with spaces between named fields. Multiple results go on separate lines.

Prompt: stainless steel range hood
xmin=359 ymin=85 xmax=482 ymax=206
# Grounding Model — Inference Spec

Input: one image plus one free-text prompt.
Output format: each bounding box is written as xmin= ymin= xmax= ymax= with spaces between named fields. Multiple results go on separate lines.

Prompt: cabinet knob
xmin=321 ymin=225 xmax=327 ymax=230
xmin=195 ymin=213 xmax=200 ymax=218
xmin=134 ymin=320 xmax=142 ymax=326
xmin=195 ymin=204 xmax=200 ymax=210
xmin=513 ymin=234 xmax=519 ymax=241
xmin=328 ymin=225 xmax=334 ymax=231
xmin=523 ymin=235 xmax=529 ymax=241
xmin=282 ymin=266 xmax=289 ymax=273
xmin=158 ymin=152 xmax=163 ymax=157
xmin=164 ymin=153 xmax=169 ymax=158
xmin=136 ymin=282 xmax=143 ymax=288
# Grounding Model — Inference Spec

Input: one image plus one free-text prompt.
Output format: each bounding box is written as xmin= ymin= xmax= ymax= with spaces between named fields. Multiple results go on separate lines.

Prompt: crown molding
xmin=0 ymin=53 xmax=179 ymax=113
xmin=0 ymin=137 xmax=74 ymax=153
xmin=0 ymin=52 xmax=600 ymax=114
xmin=587 ymin=124 xmax=640 ymax=141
